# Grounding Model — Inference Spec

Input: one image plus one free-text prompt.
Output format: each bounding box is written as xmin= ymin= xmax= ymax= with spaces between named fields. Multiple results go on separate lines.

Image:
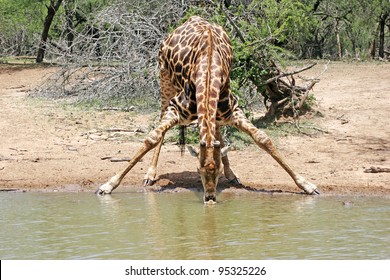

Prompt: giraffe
xmin=96 ymin=16 xmax=319 ymax=203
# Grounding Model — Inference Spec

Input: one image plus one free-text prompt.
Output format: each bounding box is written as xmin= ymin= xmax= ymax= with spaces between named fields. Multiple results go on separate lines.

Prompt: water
xmin=0 ymin=191 xmax=389 ymax=259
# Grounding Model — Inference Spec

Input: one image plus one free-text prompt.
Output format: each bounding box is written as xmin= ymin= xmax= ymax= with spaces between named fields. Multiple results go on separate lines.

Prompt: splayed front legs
xmin=230 ymin=109 xmax=320 ymax=195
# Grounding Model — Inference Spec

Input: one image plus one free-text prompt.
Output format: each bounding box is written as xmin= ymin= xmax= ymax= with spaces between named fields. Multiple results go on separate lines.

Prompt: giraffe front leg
xmin=96 ymin=108 xmax=180 ymax=195
xmin=230 ymin=109 xmax=319 ymax=195
xmin=143 ymin=139 xmax=163 ymax=187
xmin=216 ymin=126 xmax=240 ymax=184
xmin=96 ymin=144 xmax=151 ymax=195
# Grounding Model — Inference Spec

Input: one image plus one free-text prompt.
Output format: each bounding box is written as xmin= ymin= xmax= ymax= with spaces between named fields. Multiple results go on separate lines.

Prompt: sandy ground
xmin=0 ymin=62 xmax=389 ymax=196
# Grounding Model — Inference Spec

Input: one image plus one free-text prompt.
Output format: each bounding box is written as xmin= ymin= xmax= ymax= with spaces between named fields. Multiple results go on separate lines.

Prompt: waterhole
xmin=0 ymin=191 xmax=388 ymax=259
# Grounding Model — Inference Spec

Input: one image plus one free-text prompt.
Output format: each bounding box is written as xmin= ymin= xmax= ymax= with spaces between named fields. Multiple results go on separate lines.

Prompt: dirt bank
xmin=1 ymin=62 xmax=389 ymax=196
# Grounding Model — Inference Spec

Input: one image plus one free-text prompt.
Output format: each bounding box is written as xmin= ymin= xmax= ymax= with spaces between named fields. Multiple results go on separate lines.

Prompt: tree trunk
xmin=378 ymin=13 xmax=388 ymax=58
xmin=335 ymin=18 xmax=342 ymax=60
xmin=369 ymin=39 xmax=376 ymax=59
xmin=64 ymin=0 xmax=76 ymax=56
xmin=65 ymin=9 xmax=74 ymax=54
xmin=36 ymin=0 xmax=63 ymax=63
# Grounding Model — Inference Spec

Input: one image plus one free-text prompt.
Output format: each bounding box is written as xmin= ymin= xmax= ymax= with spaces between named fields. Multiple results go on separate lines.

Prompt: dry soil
xmin=1 ymin=62 xmax=389 ymax=196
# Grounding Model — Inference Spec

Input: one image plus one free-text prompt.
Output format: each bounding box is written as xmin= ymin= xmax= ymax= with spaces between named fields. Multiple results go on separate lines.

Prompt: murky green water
xmin=0 ymin=191 xmax=389 ymax=259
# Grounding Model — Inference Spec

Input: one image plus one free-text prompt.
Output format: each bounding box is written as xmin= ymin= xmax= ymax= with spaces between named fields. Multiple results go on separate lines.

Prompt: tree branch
xmin=265 ymin=63 xmax=317 ymax=85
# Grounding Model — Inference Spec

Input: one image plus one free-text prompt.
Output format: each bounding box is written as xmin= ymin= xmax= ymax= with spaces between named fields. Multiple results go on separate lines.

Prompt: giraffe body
xmin=97 ymin=16 xmax=319 ymax=203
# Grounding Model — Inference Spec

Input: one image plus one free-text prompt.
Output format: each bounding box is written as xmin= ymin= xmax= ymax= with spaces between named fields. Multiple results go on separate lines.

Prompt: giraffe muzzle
xmin=204 ymin=194 xmax=217 ymax=204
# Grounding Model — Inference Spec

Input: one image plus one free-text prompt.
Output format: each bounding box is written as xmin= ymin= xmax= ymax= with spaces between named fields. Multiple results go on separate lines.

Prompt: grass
xmin=0 ymin=56 xmax=36 ymax=64
xmin=164 ymin=115 xmax=325 ymax=151
xmin=261 ymin=118 xmax=325 ymax=140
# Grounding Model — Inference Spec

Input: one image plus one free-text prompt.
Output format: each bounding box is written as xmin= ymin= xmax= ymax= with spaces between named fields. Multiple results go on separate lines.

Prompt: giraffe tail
xmin=178 ymin=125 xmax=186 ymax=156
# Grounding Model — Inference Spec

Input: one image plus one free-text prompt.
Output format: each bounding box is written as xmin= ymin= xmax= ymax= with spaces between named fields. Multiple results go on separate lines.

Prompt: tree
xmin=361 ymin=0 xmax=390 ymax=59
xmin=311 ymin=0 xmax=390 ymax=60
xmin=61 ymin=0 xmax=110 ymax=57
xmin=181 ymin=0 xmax=320 ymax=119
xmin=34 ymin=0 xmax=187 ymax=111
xmin=0 ymin=0 xmax=44 ymax=56
xmin=378 ymin=10 xmax=390 ymax=58
xmin=36 ymin=0 xmax=63 ymax=63
xmin=29 ymin=0 xmax=388 ymax=120
xmin=312 ymin=0 xmax=353 ymax=59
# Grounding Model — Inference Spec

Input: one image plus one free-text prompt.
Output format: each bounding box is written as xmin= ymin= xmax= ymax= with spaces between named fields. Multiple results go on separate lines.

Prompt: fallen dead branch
xmin=364 ymin=166 xmax=390 ymax=173
xmin=101 ymin=156 xmax=136 ymax=162
xmin=100 ymin=107 xmax=135 ymax=112
xmin=264 ymin=62 xmax=317 ymax=84
xmin=263 ymin=61 xmax=323 ymax=119
xmin=31 ymin=0 xmax=185 ymax=110
xmin=104 ymin=128 xmax=146 ymax=133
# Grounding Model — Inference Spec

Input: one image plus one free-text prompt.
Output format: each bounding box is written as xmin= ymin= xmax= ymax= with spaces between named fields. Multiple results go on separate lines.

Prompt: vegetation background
xmin=1 ymin=0 xmax=389 ymax=115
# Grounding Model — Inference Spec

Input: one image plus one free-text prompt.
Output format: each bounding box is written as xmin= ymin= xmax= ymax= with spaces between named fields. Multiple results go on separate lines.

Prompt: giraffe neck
xmin=196 ymin=27 xmax=219 ymax=147
xmin=203 ymin=27 xmax=214 ymax=145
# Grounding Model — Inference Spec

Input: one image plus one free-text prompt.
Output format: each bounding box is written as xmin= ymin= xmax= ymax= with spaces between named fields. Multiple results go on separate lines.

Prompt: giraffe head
xmin=189 ymin=140 xmax=230 ymax=204
xmin=199 ymin=140 xmax=222 ymax=204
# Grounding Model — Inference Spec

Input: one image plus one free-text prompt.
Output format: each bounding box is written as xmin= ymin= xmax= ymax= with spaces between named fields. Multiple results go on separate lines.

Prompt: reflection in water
xmin=0 ymin=192 xmax=389 ymax=259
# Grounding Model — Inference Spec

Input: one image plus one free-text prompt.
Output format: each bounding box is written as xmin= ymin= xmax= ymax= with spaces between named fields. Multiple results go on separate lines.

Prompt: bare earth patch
xmin=1 ymin=62 xmax=389 ymax=196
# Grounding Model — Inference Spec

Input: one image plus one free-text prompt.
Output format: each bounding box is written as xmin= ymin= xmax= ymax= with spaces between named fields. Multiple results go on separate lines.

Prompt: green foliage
xmin=1 ymin=0 xmax=389 ymax=60
xmin=302 ymin=93 xmax=316 ymax=111
xmin=0 ymin=0 xmax=113 ymax=56
xmin=0 ymin=0 xmax=45 ymax=55
xmin=167 ymin=126 xmax=200 ymax=145
xmin=2 ymin=0 xmax=390 ymax=122
xmin=221 ymin=126 xmax=253 ymax=149
xmin=0 ymin=0 xmax=44 ymax=31
xmin=181 ymin=1 xmax=313 ymax=113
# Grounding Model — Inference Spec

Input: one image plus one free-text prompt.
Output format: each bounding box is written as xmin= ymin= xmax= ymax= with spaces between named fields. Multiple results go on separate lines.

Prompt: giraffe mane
xmin=204 ymin=27 xmax=214 ymax=146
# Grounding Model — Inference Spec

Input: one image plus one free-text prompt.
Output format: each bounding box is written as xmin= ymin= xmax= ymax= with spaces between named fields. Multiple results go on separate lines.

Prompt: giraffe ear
xmin=187 ymin=145 xmax=199 ymax=158
xmin=221 ymin=146 xmax=234 ymax=157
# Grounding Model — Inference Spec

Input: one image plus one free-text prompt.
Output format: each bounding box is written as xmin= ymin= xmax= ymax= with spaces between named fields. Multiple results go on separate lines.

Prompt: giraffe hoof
xmin=304 ymin=183 xmax=320 ymax=195
xmin=312 ymin=188 xmax=320 ymax=195
xmin=95 ymin=188 xmax=103 ymax=195
xmin=229 ymin=177 xmax=241 ymax=185
xmin=305 ymin=187 xmax=320 ymax=195
xmin=95 ymin=187 xmax=111 ymax=196
xmin=204 ymin=195 xmax=217 ymax=204
xmin=296 ymin=176 xmax=320 ymax=195
xmin=143 ymin=179 xmax=155 ymax=187
xmin=95 ymin=180 xmax=117 ymax=195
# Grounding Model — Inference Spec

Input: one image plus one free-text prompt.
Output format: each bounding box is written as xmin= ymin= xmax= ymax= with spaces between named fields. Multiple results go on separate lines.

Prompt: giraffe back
xmin=158 ymin=16 xmax=238 ymax=133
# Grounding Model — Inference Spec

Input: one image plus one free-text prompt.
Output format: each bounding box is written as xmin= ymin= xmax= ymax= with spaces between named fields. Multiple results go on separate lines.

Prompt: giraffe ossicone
xmin=96 ymin=16 xmax=319 ymax=203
